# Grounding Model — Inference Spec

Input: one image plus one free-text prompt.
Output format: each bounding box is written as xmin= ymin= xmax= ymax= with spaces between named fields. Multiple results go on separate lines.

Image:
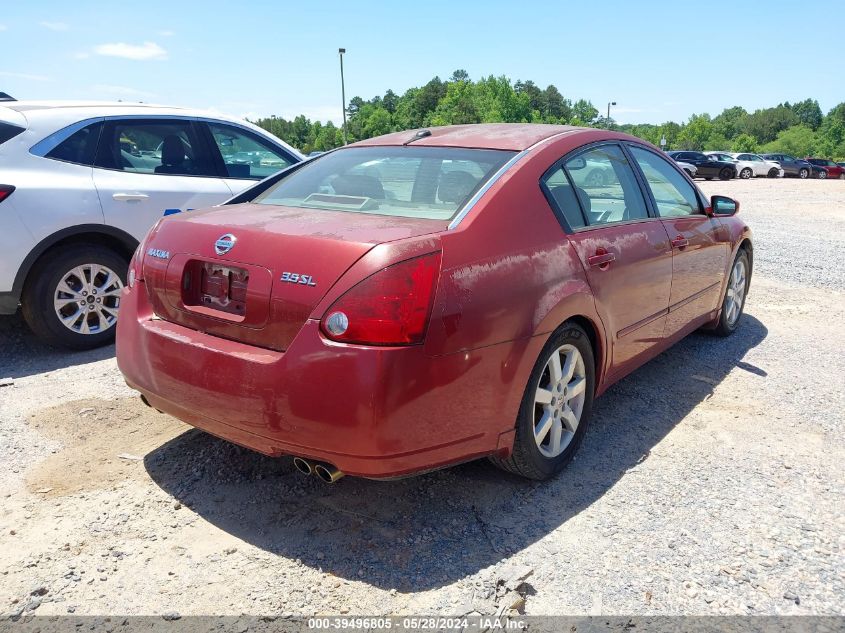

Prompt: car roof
xmin=350 ymin=123 xmax=586 ymax=151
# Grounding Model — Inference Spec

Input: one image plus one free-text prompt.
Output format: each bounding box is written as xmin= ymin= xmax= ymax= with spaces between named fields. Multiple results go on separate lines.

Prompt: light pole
xmin=606 ymin=101 xmax=616 ymax=128
xmin=338 ymin=47 xmax=347 ymax=145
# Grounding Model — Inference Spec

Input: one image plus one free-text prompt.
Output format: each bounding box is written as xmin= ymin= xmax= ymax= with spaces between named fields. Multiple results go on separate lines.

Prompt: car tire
xmin=718 ymin=168 xmax=733 ymax=181
xmin=798 ymin=168 xmax=809 ymax=179
xmin=817 ymin=170 xmax=827 ymax=180
xmin=490 ymin=323 xmax=595 ymax=480
xmin=585 ymin=169 xmax=607 ymax=187
xmin=22 ymin=244 xmax=128 ymax=350
xmin=839 ymin=173 xmax=845 ymax=180
xmin=767 ymin=168 xmax=779 ymax=178
xmin=740 ymin=167 xmax=753 ymax=179
xmin=713 ymin=250 xmax=750 ymax=337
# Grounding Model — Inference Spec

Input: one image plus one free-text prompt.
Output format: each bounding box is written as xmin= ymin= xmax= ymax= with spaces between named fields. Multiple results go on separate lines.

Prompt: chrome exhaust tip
xmin=293 ymin=457 xmax=315 ymax=476
xmin=314 ymin=463 xmax=345 ymax=484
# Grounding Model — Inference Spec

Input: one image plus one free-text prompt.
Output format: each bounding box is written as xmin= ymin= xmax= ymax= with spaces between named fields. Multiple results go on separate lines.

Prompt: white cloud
xmin=0 ymin=70 xmax=52 ymax=82
xmin=94 ymin=41 xmax=167 ymax=61
xmin=92 ymin=84 xmax=156 ymax=99
xmin=40 ymin=21 xmax=69 ymax=31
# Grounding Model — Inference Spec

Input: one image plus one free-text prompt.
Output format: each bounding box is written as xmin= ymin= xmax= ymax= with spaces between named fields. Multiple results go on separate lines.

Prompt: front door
xmin=628 ymin=146 xmax=729 ymax=338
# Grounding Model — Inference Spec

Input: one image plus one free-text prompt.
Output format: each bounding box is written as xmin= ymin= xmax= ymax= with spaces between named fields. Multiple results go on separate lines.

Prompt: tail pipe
xmin=293 ymin=457 xmax=344 ymax=483
xmin=314 ymin=463 xmax=345 ymax=483
xmin=292 ymin=457 xmax=314 ymax=476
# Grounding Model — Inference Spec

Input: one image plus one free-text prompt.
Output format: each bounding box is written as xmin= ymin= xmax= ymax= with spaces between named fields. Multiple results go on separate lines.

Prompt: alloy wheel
xmin=724 ymin=259 xmax=747 ymax=326
xmin=741 ymin=168 xmax=752 ymax=179
xmin=533 ymin=344 xmax=587 ymax=458
xmin=799 ymin=169 xmax=808 ymax=179
xmin=53 ymin=264 xmax=124 ymax=335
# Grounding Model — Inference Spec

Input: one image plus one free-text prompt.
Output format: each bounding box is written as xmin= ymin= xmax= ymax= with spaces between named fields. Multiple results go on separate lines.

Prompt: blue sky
xmin=1 ymin=1 xmax=840 ymax=125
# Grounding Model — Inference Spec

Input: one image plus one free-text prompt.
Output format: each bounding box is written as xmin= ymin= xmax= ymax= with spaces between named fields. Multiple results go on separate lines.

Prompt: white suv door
xmin=92 ymin=118 xmax=232 ymax=239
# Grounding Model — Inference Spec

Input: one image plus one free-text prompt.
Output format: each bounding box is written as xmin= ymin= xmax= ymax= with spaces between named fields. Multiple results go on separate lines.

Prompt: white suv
xmin=0 ymin=101 xmax=301 ymax=348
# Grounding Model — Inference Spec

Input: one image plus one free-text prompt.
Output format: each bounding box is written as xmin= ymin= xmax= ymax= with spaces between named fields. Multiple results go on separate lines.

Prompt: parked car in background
xmin=676 ymin=161 xmax=698 ymax=178
xmin=667 ymin=151 xmax=736 ymax=180
xmin=806 ymin=158 xmax=845 ymax=179
xmin=705 ymin=152 xmax=756 ymax=179
xmin=759 ymin=153 xmax=814 ymax=179
xmin=0 ymin=101 xmax=302 ymax=348
xmin=706 ymin=152 xmax=781 ymax=179
xmin=837 ymin=162 xmax=845 ymax=169
xmin=118 ymin=123 xmax=752 ymax=482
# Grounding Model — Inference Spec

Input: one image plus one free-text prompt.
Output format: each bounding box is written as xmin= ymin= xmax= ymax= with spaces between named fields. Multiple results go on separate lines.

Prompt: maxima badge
xmin=214 ymin=233 xmax=237 ymax=255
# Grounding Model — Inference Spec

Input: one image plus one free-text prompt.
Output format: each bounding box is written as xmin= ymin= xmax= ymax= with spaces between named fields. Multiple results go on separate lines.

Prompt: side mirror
xmin=567 ymin=157 xmax=587 ymax=170
xmin=710 ymin=195 xmax=739 ymax=216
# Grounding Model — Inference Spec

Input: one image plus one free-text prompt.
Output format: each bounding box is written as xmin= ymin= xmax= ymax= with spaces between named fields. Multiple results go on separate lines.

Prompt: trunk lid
xmin=141 ymin=203 xmax=447 ymax=350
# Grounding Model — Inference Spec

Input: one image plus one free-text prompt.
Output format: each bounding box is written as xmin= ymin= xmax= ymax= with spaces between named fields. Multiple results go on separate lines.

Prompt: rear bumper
xmin=116 ymin=283 xmax=531 ymax=478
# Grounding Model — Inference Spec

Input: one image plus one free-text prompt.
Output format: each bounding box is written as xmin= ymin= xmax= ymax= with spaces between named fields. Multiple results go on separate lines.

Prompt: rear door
xmin=92 ymin=118 xmax=232 ymax=240
xmin=628 ymin=145 xmax=729 ymax=338
xmin=543 ymin=143 xmax=673 ymax=378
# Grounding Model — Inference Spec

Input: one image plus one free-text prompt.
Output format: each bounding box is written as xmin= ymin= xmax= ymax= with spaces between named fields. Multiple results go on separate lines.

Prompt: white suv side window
xmin=208 ymin=123 xmax=294 ymax=180
xmin=94 ymin=119 xmax=216 ymax=177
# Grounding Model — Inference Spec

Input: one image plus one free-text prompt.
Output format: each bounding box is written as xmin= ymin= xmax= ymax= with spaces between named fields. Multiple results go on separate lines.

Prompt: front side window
xmin=45 ymin=122 xmax=102 ymax=166
xmin=555 ymin=144 xmax=649 ymax=227
xmin=254 ymin=146 xmax=514 ymax=221
xmin=94 ymin=119 xmax=214 ymax=176
xmin=630 ymin=146 xmax=702 ymax=218
xmin=208 ymin=122 xmax=295 ymax=180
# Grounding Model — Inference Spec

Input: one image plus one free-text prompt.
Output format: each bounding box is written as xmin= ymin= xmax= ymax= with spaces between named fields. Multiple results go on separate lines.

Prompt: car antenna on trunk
xmin=403 ymin=129 xmax=431 ymax=145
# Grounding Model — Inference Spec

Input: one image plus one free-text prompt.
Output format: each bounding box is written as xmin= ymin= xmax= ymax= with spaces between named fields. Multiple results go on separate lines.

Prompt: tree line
xmin=252 ymin=70 xmax=845 ymax=160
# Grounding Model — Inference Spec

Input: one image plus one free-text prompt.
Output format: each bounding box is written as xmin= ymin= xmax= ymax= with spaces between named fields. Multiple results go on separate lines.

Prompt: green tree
xmin=731 ymin=133 xmax=758 ymax=152
xmin=791 ymin=99 xmax=823 ymax=130
xmin=760 ymin=125 xmax=818 ymax=157
xmin=571 ymin=99 xmax=598 ymax=125
xmin=676 ymin=114 xmax=713 ymax=150
xmin=742 ymin=106 xmax=798 ymax=144
xmin=712 ymin=106 xmax=748 ymax=139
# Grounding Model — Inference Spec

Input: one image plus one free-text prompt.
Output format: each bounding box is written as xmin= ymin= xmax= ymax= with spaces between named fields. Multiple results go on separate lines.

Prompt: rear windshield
xmin=0 ymin=122 xmax=25 ymax=146
xmin=253 ymin=146 xmax=516 ymax=220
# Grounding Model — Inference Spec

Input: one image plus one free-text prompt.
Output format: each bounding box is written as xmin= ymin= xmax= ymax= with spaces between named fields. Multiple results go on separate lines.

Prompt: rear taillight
xmin=320 ymin=252 xmax=442 ymax=346
xmin=0 ymin=185 xmax=15 ymax=203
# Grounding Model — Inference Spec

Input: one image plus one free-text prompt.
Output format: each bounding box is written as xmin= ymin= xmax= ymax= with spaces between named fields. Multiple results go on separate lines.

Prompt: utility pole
xmin=339 ymin=48 xmax=347 ymax=145
xmin=607 ymin=101 xmax=616 ymax=129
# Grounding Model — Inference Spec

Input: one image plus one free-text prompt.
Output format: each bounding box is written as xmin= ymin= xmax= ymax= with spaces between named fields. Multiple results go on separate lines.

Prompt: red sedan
xmin=117 ymin=124 xmax=753 ymax=481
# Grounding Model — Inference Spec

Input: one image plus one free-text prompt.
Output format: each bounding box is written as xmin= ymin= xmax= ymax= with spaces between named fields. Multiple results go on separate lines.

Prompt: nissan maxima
xmin=117 ymin=124 xmax=753 ymax=481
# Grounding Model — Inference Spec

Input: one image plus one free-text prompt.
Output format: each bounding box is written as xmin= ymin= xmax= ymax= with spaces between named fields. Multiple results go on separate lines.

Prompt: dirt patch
xmin=25 ymin=397 xmax=187 ymax=497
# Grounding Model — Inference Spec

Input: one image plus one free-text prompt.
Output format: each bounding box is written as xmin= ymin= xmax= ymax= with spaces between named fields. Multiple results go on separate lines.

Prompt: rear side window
xmin=546 ymin=144 xmax=649 ymax=228
xmin=0 ymin=122 xmax=25 ymax=146
xmin=94 ymin=119 xmax=216 ymax=177
xmin=253 ymin=146 xmax=515 ymax=220
xmin=45 ymin=123 xmax=103 ymax=166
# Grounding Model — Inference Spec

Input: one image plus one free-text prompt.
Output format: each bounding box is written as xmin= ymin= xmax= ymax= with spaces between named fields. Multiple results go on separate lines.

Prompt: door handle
xmin=112 ymin=192 xmax=149 ymax=202
xmin=587 ymin=251 xmax=616 ymax=268
xmin=671 ymin=236 xmax=689 ymax=249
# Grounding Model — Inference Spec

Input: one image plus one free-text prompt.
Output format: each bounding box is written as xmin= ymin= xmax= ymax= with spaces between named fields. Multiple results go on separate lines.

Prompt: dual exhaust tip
xmin=293 ymin=457 xmax=344 ymax=483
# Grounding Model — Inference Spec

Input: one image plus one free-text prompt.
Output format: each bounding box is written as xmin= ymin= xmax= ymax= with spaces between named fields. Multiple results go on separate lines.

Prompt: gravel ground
xmin=0 ymin=178 xmax=843 ymax=618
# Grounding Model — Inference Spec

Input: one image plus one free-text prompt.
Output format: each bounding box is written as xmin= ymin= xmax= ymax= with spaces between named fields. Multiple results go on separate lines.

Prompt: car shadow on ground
xmin=145 ymin=315 xmax=767 ymax=591
xmin=0 ymin=313 xmax=115 ymax=379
